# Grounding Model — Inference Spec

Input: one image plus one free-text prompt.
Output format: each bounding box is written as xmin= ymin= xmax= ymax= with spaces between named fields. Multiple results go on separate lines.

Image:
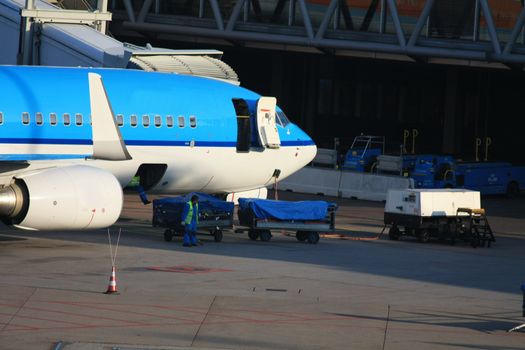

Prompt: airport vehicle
xmin=411 ymin=159 xmax=525 ymax=195
xmin=376 ymin=154 xmax=453 ymax=178
xmin=342 ymin=135 xmax=384 ymax=172
xmin=0 ymin=66 xmax=316 ymax=231
xmin=152 ymin=193 xmax=234 ymax=242
xmin=384 ymin=189 xmax=495 ymax=247
xmin=377 ymin=153 xmax=525 ymax=195
xmin=236 ymin=198 xmax=337 ymax=244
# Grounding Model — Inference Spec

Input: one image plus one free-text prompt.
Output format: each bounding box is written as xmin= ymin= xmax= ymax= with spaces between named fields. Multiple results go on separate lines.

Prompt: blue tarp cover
xmin=154 ymin=192 xmax=234 ymax=213
xmin=238 ymin=198 xmax=332 ymax=221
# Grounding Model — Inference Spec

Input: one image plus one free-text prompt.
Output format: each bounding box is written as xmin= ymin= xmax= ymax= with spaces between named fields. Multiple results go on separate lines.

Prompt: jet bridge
xmin=125 ymin=43 xmax=239 ymax=83
xmin=0 ymin=0 xmax=240 ymax=83
xmin=0 ymin=0 xmax=128 ymax=67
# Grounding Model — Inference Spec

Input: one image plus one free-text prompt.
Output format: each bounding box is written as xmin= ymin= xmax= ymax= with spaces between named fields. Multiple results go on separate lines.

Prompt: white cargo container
xmin=384 ymin=189 xmax=481 ymax=243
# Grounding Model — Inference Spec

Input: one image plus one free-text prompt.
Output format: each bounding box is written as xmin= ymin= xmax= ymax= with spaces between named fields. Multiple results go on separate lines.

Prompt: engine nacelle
xmin=0 ymin=165 xmax=123 ymax=231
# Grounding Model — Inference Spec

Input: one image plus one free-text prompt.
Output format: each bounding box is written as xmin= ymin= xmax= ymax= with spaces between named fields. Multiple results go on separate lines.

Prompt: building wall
xmin=222 ymin=47 xmax=525 ymax=163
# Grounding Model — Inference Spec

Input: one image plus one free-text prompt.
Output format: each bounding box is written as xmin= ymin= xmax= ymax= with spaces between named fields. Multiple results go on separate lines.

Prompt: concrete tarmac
xmin=1 ymin=191 xmax=524 ymax=350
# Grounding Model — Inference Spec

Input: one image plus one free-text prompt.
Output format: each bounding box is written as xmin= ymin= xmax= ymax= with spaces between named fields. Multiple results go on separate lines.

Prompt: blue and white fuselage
xmin=0 ymin=66 xmax=316 ymax=230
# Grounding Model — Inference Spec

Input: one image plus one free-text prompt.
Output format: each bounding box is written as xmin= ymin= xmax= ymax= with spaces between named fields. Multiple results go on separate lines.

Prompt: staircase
xmin=456 ymin=208 xmax=496 ymax=248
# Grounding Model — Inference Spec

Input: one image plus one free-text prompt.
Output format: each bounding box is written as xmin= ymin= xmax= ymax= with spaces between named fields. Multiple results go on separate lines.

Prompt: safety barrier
xmin=279 ymin=167 xmax=414 ymax=201
xmin=311 ymin=148 xmax=338 ymax=168
xmin=279 ymin=167 xmax=342 ymax=197
xmin=339 ymin=172 xmax=414 ymax=201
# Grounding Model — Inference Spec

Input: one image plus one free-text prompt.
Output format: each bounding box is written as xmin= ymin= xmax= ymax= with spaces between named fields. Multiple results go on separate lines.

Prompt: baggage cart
xmin=235 ymin=198 xmax=337 ymax=244
xmin=152 ymin=193 xmax=234 ymax=242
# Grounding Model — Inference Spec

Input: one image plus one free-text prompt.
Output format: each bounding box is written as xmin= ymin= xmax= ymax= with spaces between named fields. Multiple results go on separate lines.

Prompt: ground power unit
xmin=384 ymin=189 xmax=494 ymax=246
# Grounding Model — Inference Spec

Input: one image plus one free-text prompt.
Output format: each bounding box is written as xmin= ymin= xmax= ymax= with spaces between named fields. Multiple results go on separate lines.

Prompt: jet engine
xmin=0 ymin=165 xmax=123 ymax=231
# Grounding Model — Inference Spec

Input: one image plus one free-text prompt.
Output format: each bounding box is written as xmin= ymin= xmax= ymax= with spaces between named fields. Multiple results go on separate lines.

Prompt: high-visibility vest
xmin=184 ymin=201 xmax=199 ymax=225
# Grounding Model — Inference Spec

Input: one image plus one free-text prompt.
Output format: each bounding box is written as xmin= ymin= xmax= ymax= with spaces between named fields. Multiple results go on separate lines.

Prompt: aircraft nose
xmin=303 ymin=142 xmax=317 ymax=165
xmin=296 ymin=131 xmax=317 ymax=166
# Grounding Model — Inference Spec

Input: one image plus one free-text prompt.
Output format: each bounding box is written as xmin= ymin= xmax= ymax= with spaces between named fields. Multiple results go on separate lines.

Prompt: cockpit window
xmin=276 ymin=111 xmax=290 ymax=127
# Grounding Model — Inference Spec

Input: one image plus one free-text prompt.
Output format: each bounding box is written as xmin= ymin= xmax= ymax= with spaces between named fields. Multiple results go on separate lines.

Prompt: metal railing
xmin=112 ymin=0 xmax=525 ymax=65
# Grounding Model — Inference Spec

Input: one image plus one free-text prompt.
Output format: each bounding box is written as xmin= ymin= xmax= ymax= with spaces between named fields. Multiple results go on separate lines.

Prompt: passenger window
xmin=75 ymin=113 xmax=82 ymax=126
xmin=36 ymin=112 xmax=43 ymax=125
xmin=142 ymin=115 xmax=150 ymax=127
xmin=178 ymin=116 xmax=185 ymax=128
xmin=116 ymin=114 xmax=123 ymax=127
xmin=63 ymin=113 xmax=71 ymax=126
xmin=50 ymin=113 xmax=57 ymax=125
xmin=22 ymin=112 xmax=30 ymax=125
xmin=0 ymin=112 xmax=3 ymax=125
xmin=154 ymin=115 xmax=162 ymax=127
xmin=130 ymin=114 xmax=137 ymax=127
xmin=166 ymin=115 xmax=174 ymax=128
xmin=189 ymin=116 xmax=197 ymax=128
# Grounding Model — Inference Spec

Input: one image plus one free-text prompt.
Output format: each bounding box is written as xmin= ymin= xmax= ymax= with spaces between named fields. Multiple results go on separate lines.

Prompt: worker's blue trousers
xmin=136 ymin=185 xmax=149 ymax=204
xmin=183 ymin=222 xmax=198 ymax=246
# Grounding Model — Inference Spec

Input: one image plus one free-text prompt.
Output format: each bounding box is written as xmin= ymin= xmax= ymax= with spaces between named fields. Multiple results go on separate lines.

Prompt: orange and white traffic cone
xmin=105 ymin=266 xmax=118 ymax=294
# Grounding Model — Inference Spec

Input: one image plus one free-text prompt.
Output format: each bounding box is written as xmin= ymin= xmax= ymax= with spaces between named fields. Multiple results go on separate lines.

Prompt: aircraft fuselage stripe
xmin=0 ymin=138 xmax=315 ymax=147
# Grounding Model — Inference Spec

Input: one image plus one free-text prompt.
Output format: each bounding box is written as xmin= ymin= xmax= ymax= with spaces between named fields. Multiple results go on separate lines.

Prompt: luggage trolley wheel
xmin=306 ymin=232 xmax=320 ymax=244
xmin=259 ymin=230 xmax=272 ymax=242
xmin=248 ymin=230 xmax=259 ymax=241
xmin=296 ymin=231 xmax=307 ymax=242
xmin=388 ymin=226 xmax=401 ymax=240
xmin=213 ymin=229 xmax=223 ymax=242
xmin=164 ymin=229 xmax=174 ymax=242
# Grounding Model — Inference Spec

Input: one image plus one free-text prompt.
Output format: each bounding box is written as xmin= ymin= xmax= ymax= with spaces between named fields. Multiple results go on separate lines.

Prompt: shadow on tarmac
xmin=329 ymin=309 xmax=520 ymax=334
xmin=2 ymin=214 xmax=525 ymax=297
xmin=1 ymin=192 xmax=525 ymax=297
xmin=421 ymin=342 xmax=525 ymax=350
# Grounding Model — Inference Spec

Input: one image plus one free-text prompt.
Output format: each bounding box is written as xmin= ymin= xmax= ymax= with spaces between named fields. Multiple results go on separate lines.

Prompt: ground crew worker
xmin=181 ymin=194 xmax=199 ymax=247
xmin=131 ymin=175 xmax=150 ymax=205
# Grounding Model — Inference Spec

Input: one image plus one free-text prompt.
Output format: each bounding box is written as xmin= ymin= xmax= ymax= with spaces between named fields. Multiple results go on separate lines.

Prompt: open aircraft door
xmin=256 ymin=97 xmax=281 ymax=149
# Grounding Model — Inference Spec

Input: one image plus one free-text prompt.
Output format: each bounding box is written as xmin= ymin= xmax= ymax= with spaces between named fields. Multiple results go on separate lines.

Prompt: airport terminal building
xmin=108 ymin=0 xmax=525 ymax=162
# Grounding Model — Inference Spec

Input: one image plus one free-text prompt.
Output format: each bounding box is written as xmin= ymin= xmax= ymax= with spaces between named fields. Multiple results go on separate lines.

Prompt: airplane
xmin=0 ymin=65 xmax=316 ymax=231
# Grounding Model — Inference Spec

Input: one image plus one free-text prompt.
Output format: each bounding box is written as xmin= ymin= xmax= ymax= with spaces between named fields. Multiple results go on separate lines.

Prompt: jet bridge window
xmin=154 ymin=115 xmax=162 ymax=127
xmin=63 ymin=113 xmax=71 ymax=126
xmin=116 ymin=114 xmax=123 ymax=127
xmin=50 ymin=113 xmax=57 ymax=126
xmin=130 ymin=114 xmax=138 ymax=127
xmin=22 ymin=112 xmax=30 ymax=125
xmin=189 ymin=116 xmax=197 ymax=128
xmin=36 ymin=112 xmax=43 ymax=126
xmin=232 ymin=98 xmax=251 ymax=152
xmin=166 ymin=115 xmax=174 ymax=128
xmin=75 ymin=113 xmax=83 ymax=126
xmin=143 ymin=115 xmax=150 ymax=127
xmin=178 ymin=116 xmax=185 ymax=128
